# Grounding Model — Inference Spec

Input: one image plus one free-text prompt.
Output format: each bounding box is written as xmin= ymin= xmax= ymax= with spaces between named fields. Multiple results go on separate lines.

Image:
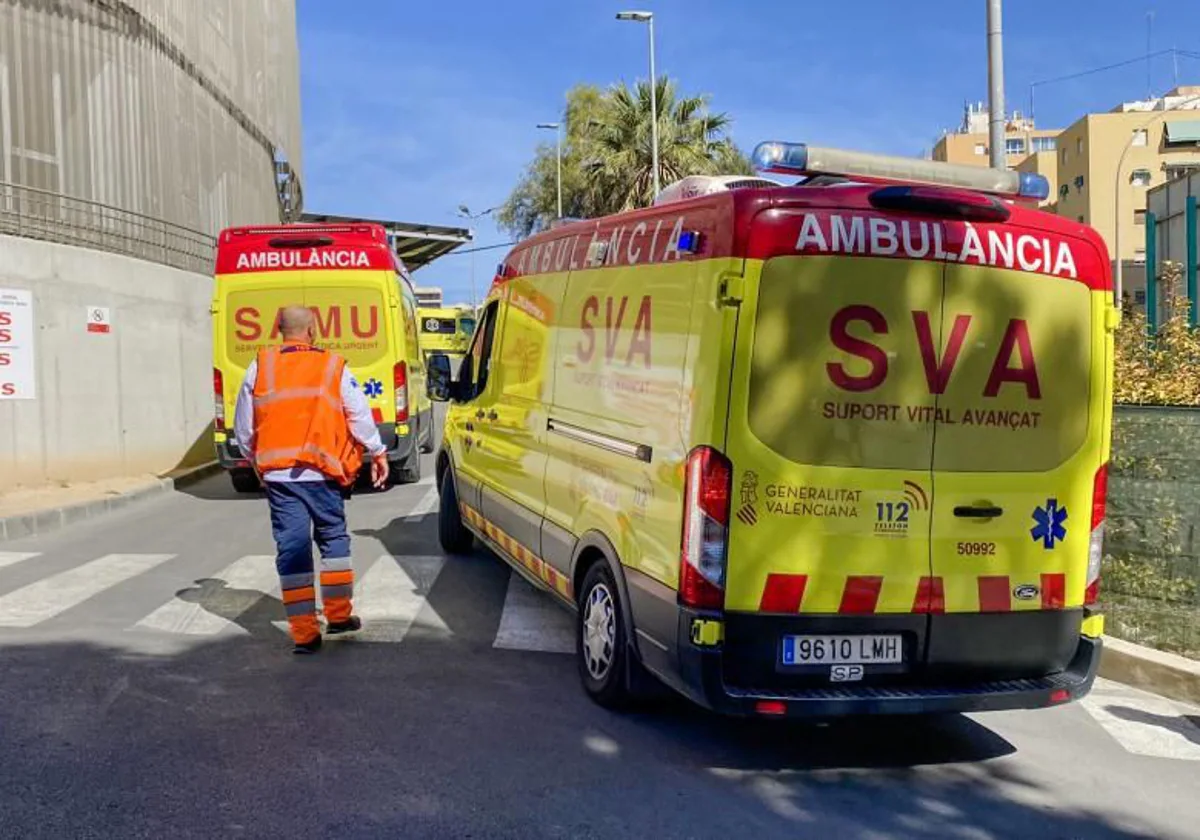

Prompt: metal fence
xmin=0 ymin=181 xmax=214 ymax=275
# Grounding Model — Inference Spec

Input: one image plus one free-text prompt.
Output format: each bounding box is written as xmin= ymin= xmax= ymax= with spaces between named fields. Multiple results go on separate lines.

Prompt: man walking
xmin=234 ymin=305 xmax=389 ymax=654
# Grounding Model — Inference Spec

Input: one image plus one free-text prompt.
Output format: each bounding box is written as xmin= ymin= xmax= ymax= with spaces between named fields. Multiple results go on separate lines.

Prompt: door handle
xmin=954 ymin=505 xmax=1003 ymax=519
xmin=487 ymin=410 xmax=498 ymax=421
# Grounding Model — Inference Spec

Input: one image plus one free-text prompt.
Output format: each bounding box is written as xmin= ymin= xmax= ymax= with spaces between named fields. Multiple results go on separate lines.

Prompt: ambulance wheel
xmin=229 ymin=469 xmax=260 ymax=494
xmin=391 ymin=450 xmax=422 ymax=485
xmin=577 ymin=562 xmax=635 ymax=709
xmin=438 ymin=469 xmax=474 ymax=555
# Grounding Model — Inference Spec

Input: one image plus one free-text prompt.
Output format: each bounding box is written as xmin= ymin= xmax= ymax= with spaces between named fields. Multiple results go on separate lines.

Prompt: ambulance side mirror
xmin=427 ymin=353 xmax=454 ymax=402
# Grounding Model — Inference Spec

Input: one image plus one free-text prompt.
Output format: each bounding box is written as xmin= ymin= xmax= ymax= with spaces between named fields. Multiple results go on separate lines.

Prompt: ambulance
xmin=426 ymin=142 xmax=1113 ymax=717
xmin=211 ymin=223 xmax=433 ymax=493
xmin=417 ymin=304 xmax=477 ymax=360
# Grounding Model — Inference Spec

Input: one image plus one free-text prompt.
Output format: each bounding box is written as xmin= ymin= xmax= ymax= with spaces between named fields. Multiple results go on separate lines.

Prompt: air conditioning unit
xmin=654 ymin=175 xmax=783 ymax=206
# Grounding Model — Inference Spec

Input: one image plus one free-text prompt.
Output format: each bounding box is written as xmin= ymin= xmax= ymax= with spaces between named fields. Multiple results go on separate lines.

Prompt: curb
xmin=0 ymin=462 xmax=223 ymax=543
xmin=1099 ymin=635 xmax=1200 ymax=707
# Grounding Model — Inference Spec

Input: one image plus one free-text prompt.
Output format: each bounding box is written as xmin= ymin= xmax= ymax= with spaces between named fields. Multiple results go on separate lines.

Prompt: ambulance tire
xmin=229 ymin=469 xmax=260 ymax=494
xmin=391 ymin=450 xmax=422 ymax=485
xmin=577 ymin=562 xmax=639 ymax=709
xmin=438 ymin=468 xmax=474 ymax=555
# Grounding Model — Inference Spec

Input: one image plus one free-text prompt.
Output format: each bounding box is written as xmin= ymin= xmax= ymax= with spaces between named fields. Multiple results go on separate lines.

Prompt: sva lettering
xmin=577 ymin=295 xmax=652 ymax=368
xmin=826 ymin=305 xmax=1041 ymax=399
xmin=233 ymin=306 xmax=379 ymax=341
xmin=0 ymin=383 xmax=14 ymax=396
xmin=0 ymin=352 xmax=10 ymax=366
xmin=0 ymin=311 xmax=11 ymax=326
xmin=0 ymin=329 xmax=11 ymax=343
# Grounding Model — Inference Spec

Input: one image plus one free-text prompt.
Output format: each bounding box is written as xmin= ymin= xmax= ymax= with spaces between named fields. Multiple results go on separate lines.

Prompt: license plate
xmin=781 ymin=634 xmax=903 ymax=666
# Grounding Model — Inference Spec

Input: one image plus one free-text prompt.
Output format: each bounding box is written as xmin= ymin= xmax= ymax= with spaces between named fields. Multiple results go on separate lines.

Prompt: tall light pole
xmin=986 ymin=0 xmax=1007 ymax=170
xmin=1114 ymin=94 xmax=1200 ymax=305
xmin=616 ymin=10 xmax=660 ymax=200
xmin=456 ymin=204 xmax=496 ymax=308
xmin=537 ymin=122 xmax=563 ymax=220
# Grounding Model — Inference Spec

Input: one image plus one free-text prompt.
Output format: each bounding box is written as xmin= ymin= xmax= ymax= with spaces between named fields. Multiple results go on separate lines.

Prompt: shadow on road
xmin=0 ymin=628 xmax=1169 ymax=840
xmin=1105 ymin=703 xmax=1200 ymax=746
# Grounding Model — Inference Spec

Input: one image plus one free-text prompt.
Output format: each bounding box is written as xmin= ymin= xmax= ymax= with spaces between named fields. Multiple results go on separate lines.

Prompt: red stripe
xmin=1041 ymin=573 xmax=1066 ymax=609
xmin=759 ymin=574 xmax=808 ymax=613
xmin=978 ymin=576 xmax=1012 ymax=612
xmin=839 ymin=576 xmax=883 ymax=615
xmin=912 ymin=576 xmax=945 ymax=614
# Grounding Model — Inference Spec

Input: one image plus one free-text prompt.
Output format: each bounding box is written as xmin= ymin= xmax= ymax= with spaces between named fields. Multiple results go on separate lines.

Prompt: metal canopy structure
xmin=300 ymin=212 xmax=472 ymax=270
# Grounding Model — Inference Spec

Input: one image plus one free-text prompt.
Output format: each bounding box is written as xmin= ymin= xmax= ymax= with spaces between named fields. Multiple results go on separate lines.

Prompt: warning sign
xmin=0 ymin=288 xmax=35 ymax=399
xmin=86 ymin=306 xmax=111 ymax=334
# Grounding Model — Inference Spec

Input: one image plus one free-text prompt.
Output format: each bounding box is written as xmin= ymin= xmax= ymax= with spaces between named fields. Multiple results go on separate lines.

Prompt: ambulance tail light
xmin=751 ymin=141 xmax=1050 ymax=201
xmin=680 ymin=447 xmax=731 ymax=611
xmin=1086 ymin=462 xmax=1108 ymax=606
xmin=212 ymin=368 xmax=225 ymax=432
xmin=394 ymin=361 xmax=409 ymax=423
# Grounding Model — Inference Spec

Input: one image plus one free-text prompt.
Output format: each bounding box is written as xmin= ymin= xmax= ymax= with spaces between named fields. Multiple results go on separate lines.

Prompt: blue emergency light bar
xmin=752 ymin=141 xmax=1050 ymax=202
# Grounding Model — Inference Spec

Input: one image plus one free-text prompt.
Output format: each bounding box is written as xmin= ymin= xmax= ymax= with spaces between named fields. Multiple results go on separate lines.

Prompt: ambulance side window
xmin=462 ymin=302 xmax=499 ymax=400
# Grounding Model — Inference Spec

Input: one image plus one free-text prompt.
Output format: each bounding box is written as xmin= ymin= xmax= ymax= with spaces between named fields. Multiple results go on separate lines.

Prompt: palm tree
xmin=582 ymin=78 xmax=753 ymax=212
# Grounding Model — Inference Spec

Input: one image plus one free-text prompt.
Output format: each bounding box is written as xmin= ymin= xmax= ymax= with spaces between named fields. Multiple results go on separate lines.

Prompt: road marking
xmin=418 ymin=473 xmax=435 ymax=486
xmin=132 ymin=555 xmax=279 ymax=636
xmin=1081 ymin=678 xmax=1200 ymax=761
xmin=404 ymin=487 xmax=439 ymax=522
xmin=270 ymin=555 xmax=451 ymax=643
xmin=0 ymin=552 xmax=39 ymax=570
xmin=0 ymin=553 xmax=175 ymax=628
xmin=351 ymin=555 xmax=450 ymax=642
xmin=493 ymin=572 xmax=574 ymax=654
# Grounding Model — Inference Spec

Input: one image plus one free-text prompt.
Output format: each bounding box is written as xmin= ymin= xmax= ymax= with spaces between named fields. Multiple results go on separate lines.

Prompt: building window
xmin=1005 ymin=138 xmax=1026 ymax=156
xmin=1134 ymin=248 xmax=1146 ymax=264
xmin=974 ymin=142 xmax=987 ymax=156
xmin=1078 ymin=215 xmax=1085 ymax=223
xmin=1061 ymin=147 xmax=1069 ymax=164
xmin=1132 ymin=128 xmax=1148 ymax=147
xmin=1135 ymin=209 xmax=1147 ymax=225
xmin=1135 ymin=290 xmax=1147 ymax=305
xmin=1076 ymin=138 xmax=1083 ymax=155
xmin=1032 ymin=136 xmax=1057 ymax=153
xmin=1074 ymin=175 xmax=1085 ymax=191
xmin=1059 ymin=184 xmax=1070 ymax=198
xmin=1130 ymin=169 xmax=1152 ymax=187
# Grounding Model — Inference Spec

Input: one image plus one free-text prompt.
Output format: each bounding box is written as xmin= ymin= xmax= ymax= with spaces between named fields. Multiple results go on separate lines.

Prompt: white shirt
xmin=233 ymin=353 xmax=387 ymax=483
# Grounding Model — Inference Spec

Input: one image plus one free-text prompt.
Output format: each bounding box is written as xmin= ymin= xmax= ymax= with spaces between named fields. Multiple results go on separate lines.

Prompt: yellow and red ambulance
xmin=211 ymin=223 xmax=433 ymax=493
xmin=426 ymin=143 xmax=1113 ymax=717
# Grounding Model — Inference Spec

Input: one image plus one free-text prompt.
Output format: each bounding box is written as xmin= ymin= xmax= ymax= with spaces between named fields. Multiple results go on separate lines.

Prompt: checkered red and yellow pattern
xmin=461 ymin=504 xmax=573 ymax=599
xmin=758 ymin=572 xmax=1070 ymax=615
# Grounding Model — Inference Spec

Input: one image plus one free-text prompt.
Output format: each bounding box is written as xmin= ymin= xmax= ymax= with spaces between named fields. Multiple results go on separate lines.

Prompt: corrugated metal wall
xmin=0 ymin=0 xmax=301 ymax=237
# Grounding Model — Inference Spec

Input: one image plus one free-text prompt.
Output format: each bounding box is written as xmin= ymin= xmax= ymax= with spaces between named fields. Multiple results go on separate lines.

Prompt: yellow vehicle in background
xmin=425 ymin=145 xmax=1114 ymax=718
xmin=211 ymin=223 xmax=434 ymax=493
xmin=417 ymin=304 xmax=477 ymax=359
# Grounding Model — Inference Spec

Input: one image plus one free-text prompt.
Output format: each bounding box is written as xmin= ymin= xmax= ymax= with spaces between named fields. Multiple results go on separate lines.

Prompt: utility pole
xmin=987 ymin=0 xmax=1007 ymax=170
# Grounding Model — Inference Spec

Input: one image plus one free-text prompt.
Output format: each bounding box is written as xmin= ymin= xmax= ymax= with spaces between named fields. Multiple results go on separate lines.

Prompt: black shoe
xmin=293 ymin=636 xmax=323 ymax=655
xmin=326 ymin=616 xmax=362 ymax=636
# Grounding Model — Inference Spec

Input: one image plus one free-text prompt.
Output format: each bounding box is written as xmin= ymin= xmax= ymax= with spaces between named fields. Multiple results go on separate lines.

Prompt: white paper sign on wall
xmin=0 ymin=289 xmax=35 ymax=400
xmin=86 ymin=306 xmax=111 ymax=334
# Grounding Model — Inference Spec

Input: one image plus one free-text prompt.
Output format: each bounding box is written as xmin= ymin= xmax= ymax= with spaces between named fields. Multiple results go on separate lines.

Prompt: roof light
xmin=752 ymin=141 xmax=1050 ymax=201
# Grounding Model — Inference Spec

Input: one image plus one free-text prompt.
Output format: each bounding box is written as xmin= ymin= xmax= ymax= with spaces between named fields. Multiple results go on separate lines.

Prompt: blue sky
xmin=297 ymin=0 xmax=1200 ymax=304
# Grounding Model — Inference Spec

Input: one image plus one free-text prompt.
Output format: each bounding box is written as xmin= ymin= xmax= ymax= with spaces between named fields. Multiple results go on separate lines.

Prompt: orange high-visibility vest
xmin=251 ymin=342 xmax=363 ymax=486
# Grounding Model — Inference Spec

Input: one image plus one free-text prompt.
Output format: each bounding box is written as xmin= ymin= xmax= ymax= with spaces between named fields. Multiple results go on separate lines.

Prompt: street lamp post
xmin=616 ymin=10 xmax=659 ymax=201
xmin=456 ymin=204 xmax=496 ymax=308
xmin=537 ymin=122 xmax=563 ymax=220
xmin=1113 ymin=94 xmax=1200 ymax=305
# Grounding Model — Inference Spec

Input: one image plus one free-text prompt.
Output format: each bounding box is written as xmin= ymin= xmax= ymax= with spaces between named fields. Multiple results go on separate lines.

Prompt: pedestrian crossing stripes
xmin=494 ymin=573 xmax=574 ymax=654
xmin=1080 ymin=678 xmax=1200 ymax=762
xmin=0 ymin=551 xmax=39 ymax=570
xmin=133 ymin=555 xmax=279 ymax=636
xmin=0 ymin=553 xmax=175 ymax=628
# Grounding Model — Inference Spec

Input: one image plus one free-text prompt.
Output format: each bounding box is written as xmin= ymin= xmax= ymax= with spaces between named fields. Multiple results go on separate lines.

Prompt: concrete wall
xmin=0 ymin=233 xmax=212 ymax=491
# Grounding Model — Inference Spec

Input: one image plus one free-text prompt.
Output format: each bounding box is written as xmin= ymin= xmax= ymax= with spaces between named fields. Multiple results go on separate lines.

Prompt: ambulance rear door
xmin=924 ymin=222 xmax=1107 ymax=679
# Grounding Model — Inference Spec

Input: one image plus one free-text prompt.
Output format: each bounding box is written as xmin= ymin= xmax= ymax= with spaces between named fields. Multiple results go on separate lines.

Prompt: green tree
xmin=497 ymin=78 xmax=754 ymax=239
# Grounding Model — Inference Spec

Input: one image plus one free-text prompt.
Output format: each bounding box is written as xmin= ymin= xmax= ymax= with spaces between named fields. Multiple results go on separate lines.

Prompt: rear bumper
xmin=668 ymin=609 xmax=1102 ymax=718
xmin=213 ymin=421 xmax=420 ymax=471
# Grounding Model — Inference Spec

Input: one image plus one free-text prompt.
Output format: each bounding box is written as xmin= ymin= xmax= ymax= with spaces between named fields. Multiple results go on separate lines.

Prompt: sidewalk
xmin=0 ymin=463 xmax=220 ymax=541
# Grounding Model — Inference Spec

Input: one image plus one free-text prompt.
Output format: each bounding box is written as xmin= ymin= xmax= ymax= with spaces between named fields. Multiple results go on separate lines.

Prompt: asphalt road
xmin=1 ymin=450 xmax=1199 ymax=838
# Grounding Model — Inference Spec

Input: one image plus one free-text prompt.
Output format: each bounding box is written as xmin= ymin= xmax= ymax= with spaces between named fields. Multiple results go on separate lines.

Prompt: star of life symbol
xmin=1031 ymin=499 xmax=1068 ymax=549
xmin=362 ymin=378 xmax=383 ymax=399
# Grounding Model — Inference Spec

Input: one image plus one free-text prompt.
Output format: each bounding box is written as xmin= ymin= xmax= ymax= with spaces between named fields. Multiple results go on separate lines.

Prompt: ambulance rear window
xmin=746 ymin=256 xmax=1093 ymax=473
